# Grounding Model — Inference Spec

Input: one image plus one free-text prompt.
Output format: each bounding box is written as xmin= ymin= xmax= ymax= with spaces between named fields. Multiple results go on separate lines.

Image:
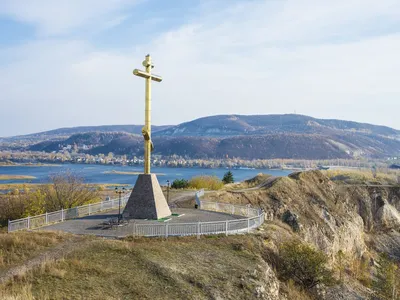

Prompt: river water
xmin=0 ymin=164 xmax=292 ymax=186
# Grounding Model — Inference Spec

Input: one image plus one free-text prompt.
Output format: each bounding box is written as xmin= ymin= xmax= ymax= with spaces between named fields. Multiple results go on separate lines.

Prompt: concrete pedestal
xmin=122 ymin=174 xmax=171 ymax=220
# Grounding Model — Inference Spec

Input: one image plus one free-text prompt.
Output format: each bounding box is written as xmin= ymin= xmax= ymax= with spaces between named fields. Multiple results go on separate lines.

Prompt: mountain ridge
xmin=4 ymin=114 xmax=399 ymax=140
xmin=14 ymin=114 xmax=400 ymax=159
xmin=153 ymin=114 xmax=400 ymax=137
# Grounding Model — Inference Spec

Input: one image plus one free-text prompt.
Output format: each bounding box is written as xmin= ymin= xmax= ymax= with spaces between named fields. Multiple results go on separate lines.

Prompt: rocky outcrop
xmin=376 ymin=200 xmax=400 ymax=229
xmin=250 ymin=263 xmax=280 ymax=300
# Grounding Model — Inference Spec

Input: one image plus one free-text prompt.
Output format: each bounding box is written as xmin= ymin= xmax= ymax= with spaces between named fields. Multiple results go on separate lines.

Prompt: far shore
xmin=102 ymin=170 xmax=166 ymax=176
xmin=0 ymin=163 xmax=62 ymax=167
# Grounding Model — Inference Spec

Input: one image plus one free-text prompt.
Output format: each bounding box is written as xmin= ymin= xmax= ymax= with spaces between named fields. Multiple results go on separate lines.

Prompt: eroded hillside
xmin=206 ymin=171 xmax=400 ymax=256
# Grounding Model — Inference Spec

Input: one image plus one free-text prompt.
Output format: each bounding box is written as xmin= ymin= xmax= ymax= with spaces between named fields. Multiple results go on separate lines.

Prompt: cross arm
xmin=133 ymin=69 xmax=162 ymax=82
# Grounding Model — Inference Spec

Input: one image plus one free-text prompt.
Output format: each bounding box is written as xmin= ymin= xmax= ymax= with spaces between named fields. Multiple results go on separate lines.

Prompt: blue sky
xmin=0 ymin=0 xmax=399 ymax=137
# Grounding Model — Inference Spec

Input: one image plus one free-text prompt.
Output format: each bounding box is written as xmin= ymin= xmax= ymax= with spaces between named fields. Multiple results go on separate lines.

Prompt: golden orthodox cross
xmin=133 ymin=54 xmax=162 ymax=174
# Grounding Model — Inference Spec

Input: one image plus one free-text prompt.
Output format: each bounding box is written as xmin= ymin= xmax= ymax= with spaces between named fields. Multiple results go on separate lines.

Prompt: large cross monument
xmin=122 ymin=55 xmax=171 ymax=220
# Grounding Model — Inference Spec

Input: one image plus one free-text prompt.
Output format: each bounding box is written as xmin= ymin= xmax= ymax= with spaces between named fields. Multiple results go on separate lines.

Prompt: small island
xmin=0 ymin=175 xmax=36 ymax=180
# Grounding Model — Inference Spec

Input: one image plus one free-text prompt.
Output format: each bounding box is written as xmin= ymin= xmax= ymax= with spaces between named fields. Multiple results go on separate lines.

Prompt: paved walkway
xmin=39 ymin=208 xmax=246 ymax=238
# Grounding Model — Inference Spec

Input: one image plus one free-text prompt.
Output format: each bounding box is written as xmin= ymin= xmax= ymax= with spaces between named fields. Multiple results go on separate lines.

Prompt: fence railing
xmin=8 ymin=195 xmax=130 ymax=233
xmin=131 ymin=200 xmax=265 ymax=238
xmin=8 ymin=195 xmax=265 ymax=237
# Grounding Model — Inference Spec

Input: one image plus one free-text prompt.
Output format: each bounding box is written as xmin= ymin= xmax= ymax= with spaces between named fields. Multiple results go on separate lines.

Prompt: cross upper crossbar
xmin=133 ymin=69 xmax=162 ymax=82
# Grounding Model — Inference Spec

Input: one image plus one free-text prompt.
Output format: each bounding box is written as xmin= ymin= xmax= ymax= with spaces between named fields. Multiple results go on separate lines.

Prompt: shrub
xmin=0 ymin=171 xmax=99 ymax=225
xmin=278 ymin=240 xmax=334 ymax=290
xmin=335 ymin=250 xmax=346 ymax=283
xmin=188 ymin=175 xmax=224 ymax=190
xmin=222 ymin=171 xmax=234 ymax=184
xmin=373 ymin=253 xmax=400 ymax=299
xmin=43 ymin=171 xmax=100 ymax=210
xmin=0 ymin=197 xmax=25 ymax=227
xmin=349 ymin=256 xmax=371 ymax=287
xmin=171 ymin=179 xmax=189 ymax=189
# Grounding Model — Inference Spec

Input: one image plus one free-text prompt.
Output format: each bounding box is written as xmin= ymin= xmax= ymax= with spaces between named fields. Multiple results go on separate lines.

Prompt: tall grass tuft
xmin=188 ymin=175 xmax=224 ymax=190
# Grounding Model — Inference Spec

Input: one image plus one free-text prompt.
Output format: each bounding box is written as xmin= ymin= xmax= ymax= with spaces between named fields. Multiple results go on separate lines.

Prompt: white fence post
xmin=45 ymin=212 xmax=48 ymax=224
xmin=8 ymin=219 xmax=10 ymax=232
xmin=165 ymin=224 xmax=169 ymax=238
xmin=225 ymin=221 xmax=228 ymax=236
xmin=27 ymin=216 xmax=30 ymax=229
xmin=61 ymin=208 xmax=64 ymax=222
xmin=197 ymin=222 xmax=201 ymax=239
xmin=247 ymin=218 xmax=250 ymax=233
xmin=88 ymin=203 xmax=91 ymax=216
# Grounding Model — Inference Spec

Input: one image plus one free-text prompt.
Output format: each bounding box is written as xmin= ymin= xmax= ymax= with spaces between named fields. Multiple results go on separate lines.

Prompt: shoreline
xmin=0 ymin=175 xmax=36 ymax=180
xmin=0 ymin=163 xmax=62 ymax=167
xmin=0 ymin=162 xmax=304 ymax=171
xmin=102 ymin=170 xmax=166 ymax=176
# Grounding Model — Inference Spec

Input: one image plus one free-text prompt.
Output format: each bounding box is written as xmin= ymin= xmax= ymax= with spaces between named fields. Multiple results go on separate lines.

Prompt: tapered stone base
xmin=122 ymin=174 xmax=171 ymax=220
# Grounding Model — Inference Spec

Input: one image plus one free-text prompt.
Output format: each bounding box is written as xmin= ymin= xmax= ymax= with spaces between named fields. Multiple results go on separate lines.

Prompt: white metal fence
xmin=132 ymin=201 xmax=265 ymax=238
xmin=8 ymin=194 xmax=265 ymax=237
xmin=8 ymin=195 xmax=130 ymax=233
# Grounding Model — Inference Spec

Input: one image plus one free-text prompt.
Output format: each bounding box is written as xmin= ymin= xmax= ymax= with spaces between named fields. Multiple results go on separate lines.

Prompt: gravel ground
xmin=39 ymin=208 xmax=247 ymax=238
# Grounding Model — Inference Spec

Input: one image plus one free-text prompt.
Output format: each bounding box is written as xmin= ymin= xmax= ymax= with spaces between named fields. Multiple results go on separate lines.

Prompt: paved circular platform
xmin=39 ymin=208 xmax=246 ymax=238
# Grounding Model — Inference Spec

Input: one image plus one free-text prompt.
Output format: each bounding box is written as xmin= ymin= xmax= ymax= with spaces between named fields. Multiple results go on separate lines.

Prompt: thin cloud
xmin=0 ymin=0 xmax=399 ymax=137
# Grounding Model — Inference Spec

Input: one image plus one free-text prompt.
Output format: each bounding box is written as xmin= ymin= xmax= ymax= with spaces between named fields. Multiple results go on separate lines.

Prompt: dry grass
xmin=228 ymin=173 xmax=272 ymax=190
xmin=0 ymin=231 xmax=67 ymax=270
xmin=188 ymin=175 xmax=224 ymax=190
xmin=324 ymin=169 xmax=398 ymax=185
xmin=283 ymin=280 xmax=313 ymax=300
xmin=0 ymin=285 xmax=44 ymax=300
xmin=1 ymin=235 xmax=280 ymax=300
xmin=0 ymin=184 xmax=42 ymax=194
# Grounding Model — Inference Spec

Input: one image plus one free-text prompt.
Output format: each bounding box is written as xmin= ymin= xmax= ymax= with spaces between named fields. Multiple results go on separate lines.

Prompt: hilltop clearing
xmin=0 ymin=233 xmax=285 ymax=300
xmin=1 ymin=170 xmax=400 ymax=299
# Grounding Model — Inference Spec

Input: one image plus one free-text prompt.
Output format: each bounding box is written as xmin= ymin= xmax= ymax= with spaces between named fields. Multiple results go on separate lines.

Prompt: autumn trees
xmin=0 ymin=171 xmax=99 ymax=226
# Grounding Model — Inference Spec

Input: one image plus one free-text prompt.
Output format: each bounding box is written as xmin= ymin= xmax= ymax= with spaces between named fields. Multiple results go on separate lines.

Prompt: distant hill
xmin=25 ymin=114 xmax=400 ymax=159
xmin=29 ymin=132 xmax=136 ymax=152
xmin=154 ymin=114 xmax=399 ymax=137
xmin=6 ymin=125 xmax=172 ymax=141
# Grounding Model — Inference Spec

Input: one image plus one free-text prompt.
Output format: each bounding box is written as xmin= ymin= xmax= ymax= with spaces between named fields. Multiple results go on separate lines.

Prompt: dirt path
xmin=0 ymin=235 xmax=90 ymax=285
xmin=169 ymin=191 xmax=196 ymax=208
xmin=228 ymin=176 xmax=279 ymax=193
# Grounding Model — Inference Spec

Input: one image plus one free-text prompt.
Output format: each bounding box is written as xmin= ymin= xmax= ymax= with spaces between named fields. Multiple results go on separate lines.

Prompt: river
xmin=0 ymin=164 xmax=293 ymax=186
